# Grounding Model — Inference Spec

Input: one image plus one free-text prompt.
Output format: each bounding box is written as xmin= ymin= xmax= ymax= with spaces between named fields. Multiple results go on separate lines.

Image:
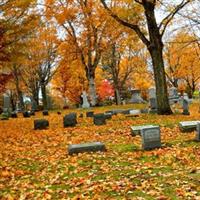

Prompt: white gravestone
xmin=141 ymin=126 xmax=161 ymax=150
xmin=81 ymin=91 xmax=90 ymax=108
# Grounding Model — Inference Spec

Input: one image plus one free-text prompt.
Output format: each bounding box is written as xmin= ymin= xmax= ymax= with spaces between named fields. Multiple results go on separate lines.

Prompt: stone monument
xmin=81 ymin=91 xmax=90 ymax=109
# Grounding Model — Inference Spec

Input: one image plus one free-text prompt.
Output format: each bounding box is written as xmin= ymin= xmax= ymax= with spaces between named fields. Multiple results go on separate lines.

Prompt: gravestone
xmin=43 ymin=110 xmax=49 ymax=116
xmin=196 ymin=123 xmax=200 ymax=141
xmin=179 ymin=121 xmax=200 ymax=132
xmin=149 ymin=98 xmax=157 ymax=113
xmin=149 ymin=87 xmax=156 ymax=99
xmin=86 ymin=111 xmax=94 ymax=118
xmin=182 ymin=98 xmax=190 ymax=115
xmin=11 ymin=112 xmax=17 ymax=118
xmin=63 ymin=113 xmax=77 ymax=127
xmin=141 ymin=126 xmax=161 ymax=150
xmin=129 ymin=89 xmax=145 ymax=104
xmin=68 ymin=142 xmax=106 ymax=155
xmin=79 ymin=113 xmax=83 ymax=118
xmin=1 ymin=112 xmax=9 ymax=120
xmin=104 ymin=113 xmax=112 ymax=120
xmin=169 ymin=87 xmax=179 ymax=105
xmin=148 ymin=87 xmax=157 ymax=113
xmin=140 ymin=108 xmax=149 ymax=114
xmin=3 ymin=94 xmax=11 ymax=112
xmin=30 ymin=110 xmax=35 ymax=116
xmin=129 ymin=109 xmax=141 ymax=115
xmin=81 ymin=91 xmax=90 ymax=108
xmin=34 ymin=119 xmax=49 ymax=130
xmin=23 ymin=111 xmax=30 ymax=118
xmin=131 ymin=124 xmax=156 ymax=136
xmin=93 ymin=113 xmax=106 ymax=125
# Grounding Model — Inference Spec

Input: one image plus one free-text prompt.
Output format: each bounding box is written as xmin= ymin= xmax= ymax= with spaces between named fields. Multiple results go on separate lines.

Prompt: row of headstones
xmin=0 ymin=110 xmax=49 ymax=120
xmin=33 ymin=109 xmax=144 ymax=130
xmin=67 ymin=120 xmax=200 ymax=155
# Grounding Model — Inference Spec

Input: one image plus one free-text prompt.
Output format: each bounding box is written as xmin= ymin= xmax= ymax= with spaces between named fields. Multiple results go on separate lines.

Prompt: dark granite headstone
xmin=34 ymin=119 xmax=49 ymax=130
xmin=11 ymin=112 xmax=17 ymax=118
xmin=63 ymin=113 xmax=77 ymax=127
xmin=43 ymin=110 xmax=49 ymax=116
xmin=57 ymin=111 xmax=61 ymax=115
xmin=23 ymin=111 xmax=30 ymax=118
xmin=93 ymin=113 xmax=106 ymax=125
xmin=141 ymin=126 xmax=161 ymax=150
xmin=196 ymin=123 xmax=200 ymax=141
xmin=86 ymin=111 xmax=94 ymax=117
xmin=30 ymin=110 xmax=35 ymax=116
xmin=68 ymin=142 xmax=106 ymax=155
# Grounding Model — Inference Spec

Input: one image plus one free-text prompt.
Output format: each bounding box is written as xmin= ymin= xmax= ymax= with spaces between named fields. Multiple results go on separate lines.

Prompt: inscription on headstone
xmin=141 ymin=126 xmax=161 ymax=150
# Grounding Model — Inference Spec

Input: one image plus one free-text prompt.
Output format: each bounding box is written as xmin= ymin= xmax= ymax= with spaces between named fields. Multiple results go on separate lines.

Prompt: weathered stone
xmin=140 ymin=109 xmax=149 ymax=114
xmin=131 ymin=125 xmax=156 ymax=136
xmin=141 ymin=126 xmax=161 ymax=150
xmin=43 ymin=110 xmax=49 ymax=116
xmin=23 ymin=111 xmax=30 ymax=118
xmin=93 ymin=113 xmax=106 ymax=125
xmin=29 ymin=110 xmax=35 ymax=116
xmin=68 ymin=142 xmax=106 ymax=155
xmin=179 ymin=121 xmax=200 ymax=132
xmin=129 ymin=89 xmax=145 ymax=104
xmin=34 ymin=119 xmax=49 ymax=130
xmin=86 ymin=111 xmax=94 ymax=118
xmin=1 ymin=112 xmax=9 ymax=120
xmin=104 ymin=113 xmax=112 ymax=120
xmin=11 ymin=112 xmax=17 ymax=118
xmin=79 ymin=113 xmax=84 ymax=118
xmin=81 ymin=91 xmax=90 ymax=108
xmin=196 ymin=123 xmax=200 ymax=141
xmin=63 ymin=113 xmax=77 ymax=127
xmin=182 ymin=99 xmax=190 ymax=115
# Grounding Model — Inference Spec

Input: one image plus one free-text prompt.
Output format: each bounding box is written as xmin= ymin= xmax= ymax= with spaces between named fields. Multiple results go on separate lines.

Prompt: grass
xmin=1 ymin=103 xmax=200 ymax=199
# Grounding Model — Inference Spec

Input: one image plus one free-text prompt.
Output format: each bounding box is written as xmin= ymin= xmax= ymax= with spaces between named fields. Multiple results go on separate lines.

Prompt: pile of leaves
xmin=0 ymin=104 xmax=200 ymax=199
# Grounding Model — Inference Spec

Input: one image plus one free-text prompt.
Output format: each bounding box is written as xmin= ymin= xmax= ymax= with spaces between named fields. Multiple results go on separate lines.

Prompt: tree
xmin=100 ymin=0 xmax=192 ymax=114
xmin=45 ymin=0 xmax=109 ymax=106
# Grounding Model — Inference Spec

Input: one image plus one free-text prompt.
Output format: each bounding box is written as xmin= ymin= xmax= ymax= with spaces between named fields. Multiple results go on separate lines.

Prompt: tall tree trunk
xmin=115 ymin=88 xmax=121 ymax=105
xmin=88 ymin=76 xmax=97 ymax=106
xmin=41 ymin=83 xmax=47 ymax=110
xmin=144 ymin=2 xmax=172 ymax=115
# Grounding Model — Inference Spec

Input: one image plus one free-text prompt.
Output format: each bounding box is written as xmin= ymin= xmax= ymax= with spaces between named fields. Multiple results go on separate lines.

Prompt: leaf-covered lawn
xmin=0 ymin=104 xmax=200 ymax=199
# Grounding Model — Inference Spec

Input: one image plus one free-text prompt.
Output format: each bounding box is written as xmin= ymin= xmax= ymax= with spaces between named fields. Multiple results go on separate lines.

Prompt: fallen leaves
xmin=0 ymin=105 xmax=200 ymax=199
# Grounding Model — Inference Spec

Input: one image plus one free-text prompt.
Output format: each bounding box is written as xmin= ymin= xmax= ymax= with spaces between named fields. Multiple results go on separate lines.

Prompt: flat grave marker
xmin=179 ymin=121 xmax=200 ymax=132
xmin=68 ymin=142 xmax=106 ymax=155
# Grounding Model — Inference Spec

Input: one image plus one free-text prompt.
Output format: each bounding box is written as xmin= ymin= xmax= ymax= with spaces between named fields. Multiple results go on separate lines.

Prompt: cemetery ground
xmin=0 ymin=104 xmax=200 ymax=199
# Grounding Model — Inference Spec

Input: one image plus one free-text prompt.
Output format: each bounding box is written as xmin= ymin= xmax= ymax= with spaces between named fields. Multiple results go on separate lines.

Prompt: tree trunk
xmin=41 ymin=83 xmax=47 ymax=110
xmin=88 ymin=76 xmax=97 ymax=106
xmin=115 ymin=88 xmax=121 ymax=105
xmin=144 ymin=2 xmax=172 ymax=115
